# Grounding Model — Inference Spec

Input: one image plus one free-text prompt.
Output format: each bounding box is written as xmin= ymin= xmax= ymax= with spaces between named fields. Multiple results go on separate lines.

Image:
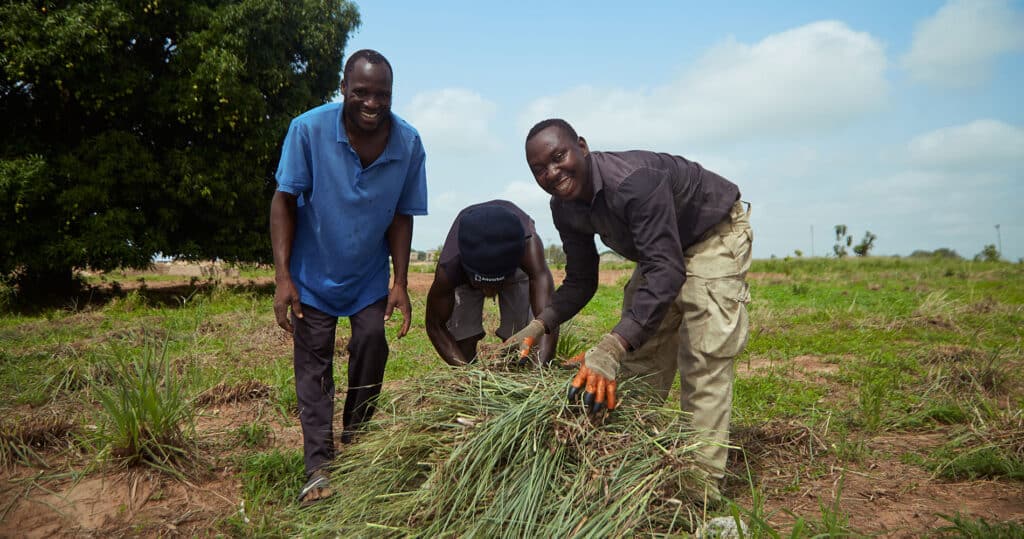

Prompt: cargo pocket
xmin=698 ymin=278 xmax=751 ymax=359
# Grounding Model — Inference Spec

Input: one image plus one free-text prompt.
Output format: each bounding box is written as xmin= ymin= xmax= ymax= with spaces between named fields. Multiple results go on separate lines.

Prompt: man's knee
xmin=350 ymin=323 xmax=386 ymax=350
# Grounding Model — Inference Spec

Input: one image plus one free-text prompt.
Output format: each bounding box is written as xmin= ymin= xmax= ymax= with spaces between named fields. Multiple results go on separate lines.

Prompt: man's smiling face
xmin=341 ymin=58 xmax=393 ymax=135
xmin=525 ymin=125 xmax=591 ymax=202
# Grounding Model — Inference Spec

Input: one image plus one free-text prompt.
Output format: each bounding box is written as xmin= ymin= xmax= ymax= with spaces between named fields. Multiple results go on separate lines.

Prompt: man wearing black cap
xmin=426 ymin=200 xmax=558 ymax=366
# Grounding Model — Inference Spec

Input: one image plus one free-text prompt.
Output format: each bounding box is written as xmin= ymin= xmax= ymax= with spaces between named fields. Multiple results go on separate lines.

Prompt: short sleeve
xmin=275 ymin=119 xmax=313 ymax=196
xmin=396 ymin=134 xmax=428 ymax=216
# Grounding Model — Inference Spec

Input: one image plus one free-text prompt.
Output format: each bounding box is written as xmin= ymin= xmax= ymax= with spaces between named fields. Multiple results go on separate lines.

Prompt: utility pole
xmin=995 ymin=224 xmax=1002 ymax=255
xmin=810 ymin=225 xmax=814 ymax=257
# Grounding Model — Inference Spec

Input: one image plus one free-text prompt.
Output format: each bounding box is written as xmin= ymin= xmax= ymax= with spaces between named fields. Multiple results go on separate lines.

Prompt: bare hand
xmin=385 ymin=285 xmax=411 ymax=338
xmin=273 ymin=278 xmax=303 ymax=333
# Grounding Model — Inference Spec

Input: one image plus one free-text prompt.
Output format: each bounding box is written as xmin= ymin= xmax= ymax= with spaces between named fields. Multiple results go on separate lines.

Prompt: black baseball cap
xmin=458 ymin=205 xmax=526 ymax=284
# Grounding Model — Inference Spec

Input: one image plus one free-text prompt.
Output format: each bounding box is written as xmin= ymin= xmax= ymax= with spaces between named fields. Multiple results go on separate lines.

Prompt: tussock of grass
xmin=300 ymin=366 xmax=713 ymax=537
xmin=227 ymin=448 xmax=305 ymax=536
xmin=731 ymin=420 xmax=829 ymax=468
xmin=926 ymin=344 xmax=983 ymax=364
xmin=927 ymin=411 xmax=1024 ymax=481
xmin=922 ymin=347 xmax=1016 ymax=398
xmin=195 ymin=380 xmax=271 ymax=406
xmin=898 ymin=400 xmax=970 ymax=428
xmin=913 ymin=291 xmax=959 ymax=329
xmin=0 ymin=412 xmax=77 ymax=468
xmin=554 ymin=322 xmax=589 ymax=361
xmin=234 ymin=422 xmax=272 ymax=448
xmin=93 ymin=340 xmax=197 ymax=473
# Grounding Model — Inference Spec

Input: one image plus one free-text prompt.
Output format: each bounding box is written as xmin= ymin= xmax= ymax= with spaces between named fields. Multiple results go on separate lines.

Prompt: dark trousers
xmin=292 ymin=299 xmax=389 ymax=476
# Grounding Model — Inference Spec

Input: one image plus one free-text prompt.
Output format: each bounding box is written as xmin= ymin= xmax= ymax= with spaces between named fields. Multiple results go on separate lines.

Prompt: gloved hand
xmin=500 ymin=319 xmax=546 ymax=365
xmin=567 ymin=333 xmax=626 ymax=415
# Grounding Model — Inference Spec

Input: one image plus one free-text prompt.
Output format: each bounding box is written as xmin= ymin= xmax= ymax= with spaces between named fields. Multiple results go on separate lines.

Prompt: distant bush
xmin=909 ymin=248 xmax=962 ymax=260
xmin=974 ymin=245 xmax=1001 ymax=262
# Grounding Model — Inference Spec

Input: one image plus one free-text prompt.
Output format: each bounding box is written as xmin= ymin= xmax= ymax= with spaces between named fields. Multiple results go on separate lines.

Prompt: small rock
xmin=696 ymin=516 xmax=748 ymax=539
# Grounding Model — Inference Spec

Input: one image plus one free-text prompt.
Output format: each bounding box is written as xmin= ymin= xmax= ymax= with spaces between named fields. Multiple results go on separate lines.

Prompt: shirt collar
xmin=335 ymin=105 xmax=405 ymax=165
xmin=585 ymin=152 xmax=604 ymax=205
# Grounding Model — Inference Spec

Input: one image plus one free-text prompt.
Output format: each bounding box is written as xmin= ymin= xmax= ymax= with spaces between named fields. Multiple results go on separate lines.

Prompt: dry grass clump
xmin=968 ymin=296 xmax=1000 ymax=314
xmin=924 ymin=347 xmax=1016 ymax=397
xmin=929 ymin=410 xmax=1024 ymax=481
xmin=912 ymin=291 xmax=958 ymax=329
xmin=925 ymin=345 xmax=982 ymax=364
xmin=0 ymin=412 xmax=77 ymax=468
xmin=301 ymin=366 xmax=714 ymax=537
xmin=195 ymin=380 xmax=271 ymax=406
xmin=728 ymin=420 xmax=839 ymax=484
xmin=731 ymin=420 xmax=829 ymax=467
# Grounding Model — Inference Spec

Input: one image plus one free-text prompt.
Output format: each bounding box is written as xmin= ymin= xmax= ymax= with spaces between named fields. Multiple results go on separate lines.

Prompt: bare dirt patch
xmin=740 ymin=354 xmax=840 ymax=383
xmin=728 ymin=425 xmax=1024 ymax=537
xmin=3 ymin=470 xmax=240 ymax=538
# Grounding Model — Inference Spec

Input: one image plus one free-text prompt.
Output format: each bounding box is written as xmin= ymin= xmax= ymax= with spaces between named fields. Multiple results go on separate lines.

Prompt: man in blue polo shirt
xmin=270 ymin=49 xmax=427 ymax=506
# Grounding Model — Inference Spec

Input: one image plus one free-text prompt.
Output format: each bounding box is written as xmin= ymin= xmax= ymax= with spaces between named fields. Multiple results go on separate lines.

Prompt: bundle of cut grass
xmin=299 ymin=365 xmax=715 ymax=537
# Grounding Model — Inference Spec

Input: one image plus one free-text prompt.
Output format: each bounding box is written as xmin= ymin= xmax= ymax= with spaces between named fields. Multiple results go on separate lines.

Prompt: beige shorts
xmin=446 ymin=269 xmax=532 ymax=341
xmin=619 ymin=200 xmax=753 ymax=480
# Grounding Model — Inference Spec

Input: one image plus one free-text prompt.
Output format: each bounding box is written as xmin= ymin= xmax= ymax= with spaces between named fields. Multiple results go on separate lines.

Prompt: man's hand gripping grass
xmin=567 ymin=333 xmax=626 ymax=416
xmin=500 ymin=319 xmax=546 ymax=366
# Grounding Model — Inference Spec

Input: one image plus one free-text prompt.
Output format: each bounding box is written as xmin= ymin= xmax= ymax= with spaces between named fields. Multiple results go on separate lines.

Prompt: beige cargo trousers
xmin=619 ymin=200 xmax=752 ymax=492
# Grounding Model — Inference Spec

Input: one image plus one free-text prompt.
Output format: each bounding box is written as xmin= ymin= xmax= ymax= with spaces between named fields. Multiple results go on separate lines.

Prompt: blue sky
xmin=343 ymin=0 xmax=1023 ymax=260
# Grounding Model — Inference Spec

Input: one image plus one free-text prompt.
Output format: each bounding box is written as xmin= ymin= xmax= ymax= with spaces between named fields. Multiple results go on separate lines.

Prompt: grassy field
xmin=1 ymin=257 xmax=1021 ymax=537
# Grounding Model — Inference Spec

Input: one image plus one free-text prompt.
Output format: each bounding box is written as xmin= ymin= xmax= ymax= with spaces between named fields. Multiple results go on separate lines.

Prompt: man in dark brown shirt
xmin=508 ymin=118 xmax=752 ymax=501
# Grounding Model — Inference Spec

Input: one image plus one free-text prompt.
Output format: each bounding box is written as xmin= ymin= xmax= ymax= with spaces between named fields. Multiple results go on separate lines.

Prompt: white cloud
xmin=406 ymin=88 xmax=501 ymax=152
xmin=902 ymin=0 xmax=1024 ymax=87
xmin=907 ymin=119 xmax=1024 ymax=168
xmin=520 ymin=21 xmax=888 ymax=148
xmin=487 ymin=181 xmax=558 ymax=246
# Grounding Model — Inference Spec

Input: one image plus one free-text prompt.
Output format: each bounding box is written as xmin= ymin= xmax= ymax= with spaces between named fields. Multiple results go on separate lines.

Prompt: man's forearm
xmin=387 ymin=214 xmax=413 ymax=285
xmin=527 ymin=270 xmax=559 ymax=364
xmin=539 ymin=229 xmax=600 ymax=333
xmin=425 ymin=320 xmax=468 ymax=366
xmin=536 ymin=277 xmax=598 ymax=336
xmin=538 ymin=330 xmax=559 ymax=364
xmin=270 ymin=191 xmax=297 ymax=281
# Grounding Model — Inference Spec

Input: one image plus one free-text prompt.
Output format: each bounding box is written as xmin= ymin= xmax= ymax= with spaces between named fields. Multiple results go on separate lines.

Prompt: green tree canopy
xmin=1 ymin=0 xmax=360 ymax=296
xmin=975 ymin=244 xmax=1001 ymax=262
xmin=852 ymin=230 xmax=876 ymax=257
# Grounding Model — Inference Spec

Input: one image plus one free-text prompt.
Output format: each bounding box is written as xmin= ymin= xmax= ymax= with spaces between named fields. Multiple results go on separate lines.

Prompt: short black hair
xmin=526 ymin=118 xmax=578 ymax=144
xmin=343 ymin=49 xmax=393 ymax=79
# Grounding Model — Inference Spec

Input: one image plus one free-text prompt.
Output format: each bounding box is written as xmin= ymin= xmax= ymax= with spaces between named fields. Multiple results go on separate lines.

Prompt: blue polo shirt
xmin=275 ymin=103 xmax=428 ymax=317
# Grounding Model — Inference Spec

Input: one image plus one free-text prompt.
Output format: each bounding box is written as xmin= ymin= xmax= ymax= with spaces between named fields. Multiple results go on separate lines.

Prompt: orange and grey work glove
xmin=567 ymin=333 xmax=626 ymax=415
xmin=499 ymin=319 xmax=546 ymax=365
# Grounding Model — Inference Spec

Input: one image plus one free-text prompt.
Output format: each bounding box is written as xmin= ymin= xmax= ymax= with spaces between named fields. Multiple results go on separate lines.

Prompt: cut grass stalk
xmin=299 ymin=366 xmax=713 ymax=537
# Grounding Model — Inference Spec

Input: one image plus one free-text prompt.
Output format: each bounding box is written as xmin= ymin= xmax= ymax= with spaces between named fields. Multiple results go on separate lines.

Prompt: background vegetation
xmin=0 ymin=0 xmax=360 ymax=297
xmin=1 ymin=257 xmax=1021 ymax=536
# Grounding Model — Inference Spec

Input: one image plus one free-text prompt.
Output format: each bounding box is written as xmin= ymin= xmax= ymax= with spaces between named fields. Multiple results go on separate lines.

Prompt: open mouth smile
xmin=553 ymin=176 xmax=573 ymax=195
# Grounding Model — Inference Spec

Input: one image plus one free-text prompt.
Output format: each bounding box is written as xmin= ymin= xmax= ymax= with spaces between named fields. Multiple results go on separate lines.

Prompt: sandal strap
xmin=298 ymin=474 xmax=331 ymax=501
